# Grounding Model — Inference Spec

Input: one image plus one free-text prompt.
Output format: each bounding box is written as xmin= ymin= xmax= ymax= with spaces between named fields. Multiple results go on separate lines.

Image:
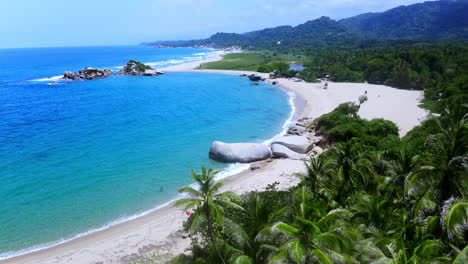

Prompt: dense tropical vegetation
xmin=164 ymin=98 xmax=467 ymax=264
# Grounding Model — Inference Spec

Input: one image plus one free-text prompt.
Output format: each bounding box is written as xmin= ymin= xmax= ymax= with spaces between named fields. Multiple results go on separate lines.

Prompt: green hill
xmin=339 ymin=0 xmax=468 ymax=41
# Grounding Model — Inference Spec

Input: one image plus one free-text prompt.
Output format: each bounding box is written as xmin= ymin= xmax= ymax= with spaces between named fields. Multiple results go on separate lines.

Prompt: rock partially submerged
xmin=119 ymin=60 xmax=163 ymax=76
xmin=271 ymin=143 xmax=308 ymax=160
xmin=248 ymin=74 xmax=262 ymax=81
xmin=209 ymin=141 xmax=271 ymax=163
xmin=63 ymin=68 xmax=113 ymax=80
xmin=272 ymin=135 xmax=313 ymax=154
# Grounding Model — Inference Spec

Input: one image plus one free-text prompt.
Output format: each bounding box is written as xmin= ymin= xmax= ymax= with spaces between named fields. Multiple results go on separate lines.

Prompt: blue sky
xmin=0 ymin=0 xmax=429 ymax=48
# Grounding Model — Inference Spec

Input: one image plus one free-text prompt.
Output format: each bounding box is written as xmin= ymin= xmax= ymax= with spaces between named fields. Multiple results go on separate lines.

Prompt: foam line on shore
xmin=263 ymin=90 xmax=297 ymax=145
xmin=27 ymin=50 xmax=220 ymax=83
xmin=0 ymin=196 xmax=180 ymax=260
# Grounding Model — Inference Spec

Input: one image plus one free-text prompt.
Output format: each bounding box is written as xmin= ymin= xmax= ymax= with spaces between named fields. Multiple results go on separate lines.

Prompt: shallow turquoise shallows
xmin=0 ymin=47 xmax=291 ymax=257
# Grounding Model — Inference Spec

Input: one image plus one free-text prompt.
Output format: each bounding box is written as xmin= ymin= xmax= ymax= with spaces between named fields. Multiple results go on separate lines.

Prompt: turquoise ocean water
xmin=0 ymin=46 xmax=292 ymax=257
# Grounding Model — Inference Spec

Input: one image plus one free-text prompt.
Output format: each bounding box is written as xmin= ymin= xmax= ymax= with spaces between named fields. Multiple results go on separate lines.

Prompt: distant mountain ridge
xmin=142 ymin=17 xmax=360 ymax=49
xmin=142 ymin=0 xmax=468 ymax=48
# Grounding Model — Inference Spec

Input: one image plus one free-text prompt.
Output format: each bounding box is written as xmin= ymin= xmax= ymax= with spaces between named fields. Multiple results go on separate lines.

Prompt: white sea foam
xmin=263 ymin=90 xmax=297 ymax=145
xmin=145 ymin=55 xmax=207 ymax=68
xmin=30 ymin=75 xmax=63 ymax=82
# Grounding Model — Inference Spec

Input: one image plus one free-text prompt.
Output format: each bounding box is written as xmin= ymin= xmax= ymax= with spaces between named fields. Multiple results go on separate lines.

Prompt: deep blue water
xmin=0 ymin=46 xmax=291 ymax=257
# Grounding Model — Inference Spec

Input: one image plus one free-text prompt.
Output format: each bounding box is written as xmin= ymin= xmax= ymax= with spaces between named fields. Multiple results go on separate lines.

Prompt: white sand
xmin=1 ymin=54 xmax=428 ymax=264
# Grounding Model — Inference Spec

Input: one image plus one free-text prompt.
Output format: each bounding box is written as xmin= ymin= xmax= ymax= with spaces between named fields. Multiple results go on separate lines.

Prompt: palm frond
xmin=313 ymin=231 xmax=346 ymax=251
xmin=216 ymin=199 xmax=245 ymax=211
xmin=287 ymin=240 xmax=308 ymax=264
xmin=452 ymin=245 xmax=468 ymax=264
xmin=223 ymin=218 xmax=251 ymax=249
xmin=256 ymin=222 xmax=298 ymax=242
xmin=174 ymin=198 xmax=199 ymax=207
xmin=190 ymin=213 xmax=201 ymax=232
xmin=216 ymin=191 xmax=241 ymax=201
xmin=441 ymin=200 xmax=468 ymax=244
xmin=177 ymin=186 xmax=202 ymax=197
xmin=310 ymin=248 xmax=333 ymax=264
xmin=268 ymin=249 xmax=289 ymax=264
xmin=210 ymin=180 xmax=226 ymax=194
xmin=316 ymin=208 xmax=350 ymax=229
xmin=230 ymin=255 xmax=253 ymax=264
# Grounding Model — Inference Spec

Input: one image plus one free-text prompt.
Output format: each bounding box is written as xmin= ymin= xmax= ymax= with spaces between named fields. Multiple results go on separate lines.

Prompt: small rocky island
xmin=118 ymin=60 xmax=163 ymax=76
xmin=62 ymin=60 xmax=163 ymax=81
xmin=63 ymin=68 xmax=113 ymax=80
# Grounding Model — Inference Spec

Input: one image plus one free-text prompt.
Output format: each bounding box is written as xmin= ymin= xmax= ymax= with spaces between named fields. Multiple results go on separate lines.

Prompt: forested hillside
xmin=142 ymin=0 xmax=468 ymax=49
xmin=143 ymin=17 xmax=360 ymax=49
xmin=339 ymin=0 xmax=468 ymax=41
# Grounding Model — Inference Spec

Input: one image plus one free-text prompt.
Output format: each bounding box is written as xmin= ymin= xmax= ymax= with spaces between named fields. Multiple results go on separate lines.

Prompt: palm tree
xmin=297 ymin=155 xmax=334 ymax=200
xmin=256 ymin=187 xmax=357 ymax=263
xmin=405 ymin=106 xmax=467 ymax=217
xmin=383 ymin=149 xmax=419 ymax=200
xmin=222 ymin=191 xmax=290 ymax=264
xmin=349 ymin=192 xmax=395 ymax=231
xmin=329 ymin=141 xmax=372 ymax=204
xmin=176 ymin=167 xmax=243 ymax=264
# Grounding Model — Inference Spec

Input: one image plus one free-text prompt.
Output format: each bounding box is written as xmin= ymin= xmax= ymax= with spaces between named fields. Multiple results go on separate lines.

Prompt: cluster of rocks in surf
xmin=62 ymin=60 xmax=163 ymax=81
xmin=63 ymin=68 xmax=113 ymax=80
xmin=208 ymin=117 xmax=324 ymax=163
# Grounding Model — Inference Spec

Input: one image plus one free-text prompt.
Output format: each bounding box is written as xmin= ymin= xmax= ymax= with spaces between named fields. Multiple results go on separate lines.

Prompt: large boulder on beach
xmin=272 ymin=135 xmax=313 ymax=154
xmin=287 ymin=125 xmax=306 ymax=135
xmin=271 ymin=143 xmax=308 ymax=160
xmin=209 ymin=141 xmax=271 ymax=163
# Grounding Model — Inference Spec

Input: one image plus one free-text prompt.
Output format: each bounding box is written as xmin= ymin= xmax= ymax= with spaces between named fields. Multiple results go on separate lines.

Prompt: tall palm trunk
xmin=337 ymin=166 xmax=350 ymax=204
xmin=440 ymin=169 xmax=453 ymax=206
xmin=205 ymin=203 xmax=226 ymax=264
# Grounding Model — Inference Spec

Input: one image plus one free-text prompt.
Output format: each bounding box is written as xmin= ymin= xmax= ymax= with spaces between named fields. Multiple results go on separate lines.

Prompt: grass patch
xmin=199 ymin=52 xmax=304 ymax=71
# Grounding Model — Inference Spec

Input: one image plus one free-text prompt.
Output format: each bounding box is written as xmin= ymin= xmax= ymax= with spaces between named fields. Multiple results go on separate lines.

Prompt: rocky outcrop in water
xmin=209 ymin=141 xmax=271 ymax=163
xmin=248 ymin=74 xmax=262 ymax=81
xmin=118 ymin=60 xmax=163 ymax=76
xmin=63 ymin=68 xmax=113 ymax=80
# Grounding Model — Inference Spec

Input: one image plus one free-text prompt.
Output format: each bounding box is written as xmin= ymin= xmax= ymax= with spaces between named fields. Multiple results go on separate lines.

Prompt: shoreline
xmin=1 ymin=52 xmax=428 ymax=264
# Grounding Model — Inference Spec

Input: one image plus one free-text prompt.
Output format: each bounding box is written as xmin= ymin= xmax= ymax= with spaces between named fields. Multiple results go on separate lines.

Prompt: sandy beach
xmin=1 ymin=54 xmax=428 ymax=264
